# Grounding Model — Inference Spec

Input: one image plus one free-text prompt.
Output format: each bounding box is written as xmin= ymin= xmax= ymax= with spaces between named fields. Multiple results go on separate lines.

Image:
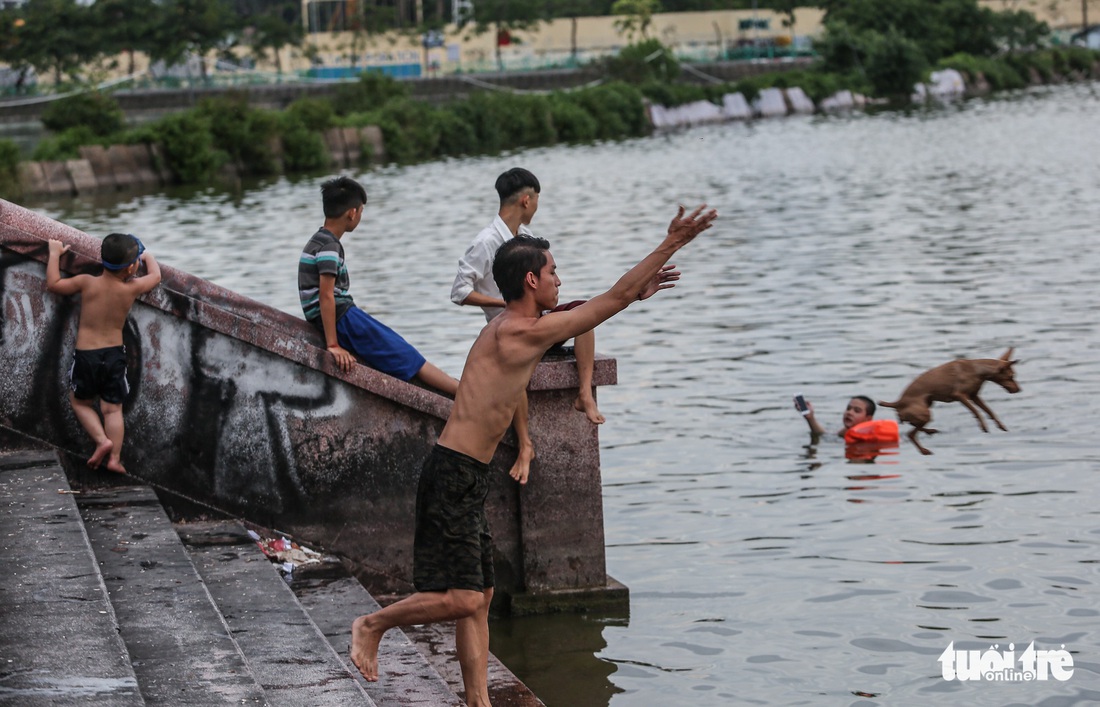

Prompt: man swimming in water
xmin=799 ymin=395 xmax=876 ymax=438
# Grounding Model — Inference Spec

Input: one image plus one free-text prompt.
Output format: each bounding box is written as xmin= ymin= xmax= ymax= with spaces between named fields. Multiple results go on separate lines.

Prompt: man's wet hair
xmin=321 ymin=176 xmax=367 ymax=218
xmin=853 ymin=395 xmax=876 ymax=417
xmin=101 ymin=233 xmax=139 ymax=269
xmin=493 ymin=234 xmax=551 ymax=302
xmin=495 ymin=168 xmax=540 ymax=205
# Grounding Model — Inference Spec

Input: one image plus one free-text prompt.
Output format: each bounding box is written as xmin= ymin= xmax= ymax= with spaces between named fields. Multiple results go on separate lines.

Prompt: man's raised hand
xmin=639 ymin=264 xmax=681 ymax=301
xmin=666 ymin=204 xmax=718 ymax=249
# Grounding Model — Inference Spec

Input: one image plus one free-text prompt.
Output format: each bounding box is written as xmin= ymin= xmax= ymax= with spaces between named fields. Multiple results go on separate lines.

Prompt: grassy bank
xmin=1 ymin=45 xmax=1097 ymax=200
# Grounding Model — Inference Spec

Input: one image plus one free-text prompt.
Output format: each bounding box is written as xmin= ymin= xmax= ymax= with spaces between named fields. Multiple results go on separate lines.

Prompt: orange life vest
xmin=844 ymin=419 xmax=900 ymax=446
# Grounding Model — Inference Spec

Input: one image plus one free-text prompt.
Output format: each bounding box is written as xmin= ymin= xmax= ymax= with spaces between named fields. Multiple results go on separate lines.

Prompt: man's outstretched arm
xmin=532 ymin=205 xmax=717 ymax=348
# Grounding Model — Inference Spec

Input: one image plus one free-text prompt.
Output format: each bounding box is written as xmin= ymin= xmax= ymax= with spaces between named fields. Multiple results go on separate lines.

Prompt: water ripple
xmin=35 ymin=82 xmax=1100 ymax=707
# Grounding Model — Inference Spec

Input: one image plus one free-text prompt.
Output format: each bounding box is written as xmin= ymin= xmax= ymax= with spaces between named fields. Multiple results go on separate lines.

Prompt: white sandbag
xmin=753 ymin=87 xmax=788 ymax=118
xmin=819 ymin=90 xmax=855 ymax=112
xmin=721 ymin=92 xmax=751 ymax=120
xmin=681 ymin=99 xmax=724 ymax=125
xmin=784 ymin=87 xmax=815 ymax=114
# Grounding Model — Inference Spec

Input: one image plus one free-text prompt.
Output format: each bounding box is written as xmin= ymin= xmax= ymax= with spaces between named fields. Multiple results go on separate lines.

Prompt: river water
xmin=34 ymin=81 xmax=1100 ymax=705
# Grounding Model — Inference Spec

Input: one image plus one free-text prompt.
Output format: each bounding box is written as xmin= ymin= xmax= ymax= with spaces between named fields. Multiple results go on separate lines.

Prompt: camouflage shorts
xmin=413 ymin=445 xmax=494 ymax=592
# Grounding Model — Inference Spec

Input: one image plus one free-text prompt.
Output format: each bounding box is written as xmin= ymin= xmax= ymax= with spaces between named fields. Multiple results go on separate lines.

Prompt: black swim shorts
xmin=69 ymin=346 xmax=129 ymax=404
xmin=413 ymin=445 xmax=494 ymax=592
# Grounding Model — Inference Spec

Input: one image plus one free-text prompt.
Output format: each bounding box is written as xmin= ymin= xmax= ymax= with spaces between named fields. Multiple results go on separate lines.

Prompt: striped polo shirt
xmin=298 ymin=228 xmax=354 ymax=323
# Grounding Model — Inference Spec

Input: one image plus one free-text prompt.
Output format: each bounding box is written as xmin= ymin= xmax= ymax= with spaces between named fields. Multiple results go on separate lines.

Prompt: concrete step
xmin=2 ymin=441 xmax=541 ymax=706
xmin=0 ymin=450 xmax=143 ymax=705
xmin=75 ymin=486 xmax=267 ymax=705
xmin=176 ymin=521 xmax=375 ymax=706
xmin=292 ymin=575 xmax=465 ymax=706
xmin=400 ymin=622 xmax=546 ymax=707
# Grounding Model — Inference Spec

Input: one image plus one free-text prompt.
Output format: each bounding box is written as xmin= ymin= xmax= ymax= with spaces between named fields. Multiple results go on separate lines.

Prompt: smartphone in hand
xmin=794 ymin=394 xmax=810 ymax=416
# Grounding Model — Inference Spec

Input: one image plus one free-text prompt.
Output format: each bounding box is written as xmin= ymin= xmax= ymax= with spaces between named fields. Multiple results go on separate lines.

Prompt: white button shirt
xmin=450 ymin=216 xmax=533 ymax=322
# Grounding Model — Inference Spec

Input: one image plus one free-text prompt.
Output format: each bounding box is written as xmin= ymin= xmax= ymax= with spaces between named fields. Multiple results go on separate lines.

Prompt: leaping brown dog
xmin=879 ymin=348 xmax=1020 ymax=455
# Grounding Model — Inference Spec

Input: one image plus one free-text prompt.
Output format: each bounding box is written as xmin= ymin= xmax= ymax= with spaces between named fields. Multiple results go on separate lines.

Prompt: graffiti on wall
xmin=0 ymin=246 xmax=481 ymax=589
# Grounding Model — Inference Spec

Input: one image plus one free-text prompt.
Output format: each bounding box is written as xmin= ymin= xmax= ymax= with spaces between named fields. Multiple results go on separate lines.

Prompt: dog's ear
xmin=1000 ymin=347 xmax=1015 ymax=361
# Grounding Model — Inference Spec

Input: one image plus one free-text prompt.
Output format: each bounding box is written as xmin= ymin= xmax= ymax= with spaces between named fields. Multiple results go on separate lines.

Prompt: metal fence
xmin=0 ymin=45 xmax=819 ymax=101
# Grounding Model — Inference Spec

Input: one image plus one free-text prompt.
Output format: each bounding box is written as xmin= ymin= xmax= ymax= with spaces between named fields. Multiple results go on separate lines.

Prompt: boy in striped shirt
xmin=299 ymin=176 xmax=458 ymax=395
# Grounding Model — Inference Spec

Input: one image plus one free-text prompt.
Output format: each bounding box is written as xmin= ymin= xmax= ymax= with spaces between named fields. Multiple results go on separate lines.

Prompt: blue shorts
xmin=335 ymin=307 xmax=426 ymax=381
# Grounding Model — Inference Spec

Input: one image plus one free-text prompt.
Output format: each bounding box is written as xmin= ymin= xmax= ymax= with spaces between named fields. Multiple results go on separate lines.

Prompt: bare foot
xmin=574 ymin=395 xmax=605 ymax=425
xmin=509 ymin=445 xmax=535 ymax=485
xmin=350 ymin=615 xmax=383 ymax=681
xmin=87 ymin=439 xmax=113 ymax=469
xmin=104 ymin=457 xmax=127 ymax=475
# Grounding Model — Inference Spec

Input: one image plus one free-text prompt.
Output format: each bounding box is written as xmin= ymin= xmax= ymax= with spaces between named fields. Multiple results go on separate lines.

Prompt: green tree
xmin=458 ymin=0 xmax=549 ymax=71
xmin=814 ymin=19 xmax=872 ymax=75
xmin=772 ymin=0 xmax=798 ymax=41
xmin=605 ymin=37 xmax=679 ymax=83
xmin=0 ymin=138 xmax=20 ymax=199
xmin=863 ymin=27 xmax=928 ymax=98
xmin=0 ymin=10 xmax=32 ymax=87
xmin=611 ymin=0 xmax=661 ymax=42
xmin=938 ymin=0 xmax=999 ymax=58
xmin=153 ymin=110 xmax=221 ymax=182
xmin=41 ymin=91 xmax=125 ymax=135
xmin=6 ymin=0 xmax=98 ymax=84
xmin=331 ymin=72 xmax=410 ymax=114
xmin=822 ymin=0 xmax=1000 ymax=64
xmin=990 ymin=9 xmax=1050 ymax=51
xmin=149 ymin=0 xmax=240 ymax=80
xmin=92 ymin=0 xmax=160 ymax=77
xmin=197 ymin=94 xmax=278 ymax=174
xmin=243 ymin=0 xmax=303 ymax=74
xmin=818 ymin=0 xmax=1056 ymax=99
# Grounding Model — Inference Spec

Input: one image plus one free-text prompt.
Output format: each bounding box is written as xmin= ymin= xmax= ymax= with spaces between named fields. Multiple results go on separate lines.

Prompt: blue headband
xmin=102 ymin=235 xmax=145 ymax=271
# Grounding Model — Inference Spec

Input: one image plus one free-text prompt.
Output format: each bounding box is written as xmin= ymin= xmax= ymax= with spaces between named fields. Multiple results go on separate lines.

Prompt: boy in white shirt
xmin=450 ymin=168 xmax=603 ymax=484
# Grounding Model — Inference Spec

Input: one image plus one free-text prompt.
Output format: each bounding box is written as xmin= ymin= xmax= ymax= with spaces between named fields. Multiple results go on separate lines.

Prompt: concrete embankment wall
xmin=0 ymin=199 xmax=623 ymax=613
xmin=13 ymin=125 xmax=385 ymax=199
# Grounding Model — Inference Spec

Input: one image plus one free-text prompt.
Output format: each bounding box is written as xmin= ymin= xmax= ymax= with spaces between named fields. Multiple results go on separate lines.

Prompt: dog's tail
xmin=878 ymin=400 xmax=899 ymax=409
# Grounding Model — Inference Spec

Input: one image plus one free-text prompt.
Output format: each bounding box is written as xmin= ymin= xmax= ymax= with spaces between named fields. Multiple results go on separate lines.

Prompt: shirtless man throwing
xmin=350 ymin=204 xmax=717 ymax=706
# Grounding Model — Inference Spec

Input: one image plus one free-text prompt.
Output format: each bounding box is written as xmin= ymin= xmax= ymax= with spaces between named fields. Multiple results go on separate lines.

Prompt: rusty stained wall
xmin=0 ymin=199 xmax=617 ymax=601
